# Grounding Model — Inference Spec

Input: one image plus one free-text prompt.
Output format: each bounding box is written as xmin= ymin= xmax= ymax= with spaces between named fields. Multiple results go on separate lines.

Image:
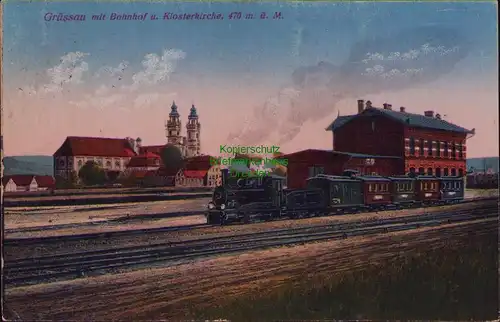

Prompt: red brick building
xmin=326 ymin=100 xmax=474 ymax=177
xmin=282 ymin=149 xmax=401 ymax=189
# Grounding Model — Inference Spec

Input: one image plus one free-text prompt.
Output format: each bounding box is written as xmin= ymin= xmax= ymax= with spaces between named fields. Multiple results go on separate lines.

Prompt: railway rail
xmin=5 ymin=202 xmax=498 ymax=287
xmin=4 ymin=196 xmax=497 ymax=246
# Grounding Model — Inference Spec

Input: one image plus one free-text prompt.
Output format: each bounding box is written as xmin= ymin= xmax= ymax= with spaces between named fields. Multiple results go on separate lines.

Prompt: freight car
xmin=205 ymin=169 xmax=467 ymax=225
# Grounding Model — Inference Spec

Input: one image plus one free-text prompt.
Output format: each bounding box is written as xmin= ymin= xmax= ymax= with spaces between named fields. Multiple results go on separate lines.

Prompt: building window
xmin=444 ymin=142 xmax=449 ymax=157
xmin=419 ymin=140 xmax=425 ymax=156
xmin=409 ymin=167 xmax=416 ymax=175
xmin=427 ymin=168 xmax=433 ymax=176
xmin=458 ymin=144 xmax=463 ymax=159
xmin=106 ymin=161 xmax=112 ymax=168
xmin=436 ymin=141 xmax=441 ymax=157
xmin=458 ymin=169 xmax=464 ymax=177
xmin=452 ymin=143 xmax=456 ymax=159
xmin=435 ymin=168 xmax=442 ymax=177
xmin=444 ymin=168 xmax=449 ymax=176
xmin=428 ymin=140 xmax=433 ymax=157
xmin=418 ymin=167 xmax=425 ymax=175
xmin=115 ymin=161 xmax=120 ymax=167
xmin=78 ymin=160 xmax=83 ymax=167
xmin=409 ymin=138 xmax=415 ymax=155
xmin=451 ymin=168 xmax=457 ymax=176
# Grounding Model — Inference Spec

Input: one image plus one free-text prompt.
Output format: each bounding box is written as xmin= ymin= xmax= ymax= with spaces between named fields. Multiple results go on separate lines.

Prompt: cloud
xmin=42 ymin=51 xmax=90 ymax=93
xmin=361 ymin=43 xmax=459 ymax=64
xmin=95 ymin=61 xmax=129 ymax=79
xmin=128 ymin=49 xmax=186 ymax=91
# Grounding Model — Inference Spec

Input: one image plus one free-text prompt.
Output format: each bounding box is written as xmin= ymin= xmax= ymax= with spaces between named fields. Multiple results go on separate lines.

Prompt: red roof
xmin=35 ymin=175 xmax=56 ymax=188
xmin=139 ymin=145 xmax=164 ymax=155
xmin=184 ymin=155 xmax=213 ymax=171
xmin=54 ymin=136 xmax=136 ymax=157
xmin=183 ymin=170 xmax=208 ymax=179
xmin=2 ymin=175 xmax=35 ymax=186
xmin=127 ymin=152 xmax=162 ymax=168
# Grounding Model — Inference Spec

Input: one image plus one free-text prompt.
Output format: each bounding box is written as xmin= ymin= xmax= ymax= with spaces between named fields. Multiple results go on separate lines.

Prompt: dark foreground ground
xmin=190 ymin=220 xmax=498 ymax=321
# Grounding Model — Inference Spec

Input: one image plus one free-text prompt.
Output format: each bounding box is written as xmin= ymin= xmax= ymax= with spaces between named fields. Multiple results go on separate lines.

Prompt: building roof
xmin=127 ymin=153 xmax=162 ymax=168
xmin=183 ymin=170 xmax=208 ymax=179
xmin=35 ymin=175 xmax=56 ymax=188
xmin=139 ymin=145 xmax=163 ymax=155
xmin=184 ymin=155 xmax=213 ymax=171
xmin=282 ymin=149 xmax=401 ymax=160
xmin=325 ymin=107 xmax=473 ymax=134
xmin=54 ymin=136 xmax=136 ymax=157
xmin=2 ymin=175 xmax=35 ymax=186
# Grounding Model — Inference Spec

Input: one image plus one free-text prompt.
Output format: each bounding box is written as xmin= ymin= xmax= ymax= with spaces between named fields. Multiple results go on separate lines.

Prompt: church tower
xmin=166 ymin=101 xmax=184 ymax=155
xmin=186 ymin=104 xmax=201 ymax=157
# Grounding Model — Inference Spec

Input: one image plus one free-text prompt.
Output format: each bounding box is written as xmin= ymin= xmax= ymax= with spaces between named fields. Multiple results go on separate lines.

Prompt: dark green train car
xmin=388 ymin=176 xmax=417 ymax=206
xmin=306 ymin=174 xmax=364 ymax=209
xmin=439 ymin=176 xmax=465 ymax=203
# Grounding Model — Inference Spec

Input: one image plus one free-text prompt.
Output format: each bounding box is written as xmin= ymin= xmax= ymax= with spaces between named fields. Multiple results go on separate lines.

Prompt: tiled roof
xmin=184 ymin=155 xmax=213 ymax=171
xmin=35 ymin=175 xmax=56 ymax=188
xmin=139 ymin=145 xmax=163 ymax=155
xmin=325 ymin=107 xmax=473 ymax=134
xmin=127 ymin=152 xmax=162 ymax=168
xmin=54 ymin=136 xmax=136 ymax=157
xmin=183 ymin=170 xmax=208 ymax=179
xmin=2 ymin=175 xmax=35 ymax=186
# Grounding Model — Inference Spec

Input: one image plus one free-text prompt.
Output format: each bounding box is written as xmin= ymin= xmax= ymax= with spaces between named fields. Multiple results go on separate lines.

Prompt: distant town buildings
xmin=2 ymin=175 xmax=55 ymax=192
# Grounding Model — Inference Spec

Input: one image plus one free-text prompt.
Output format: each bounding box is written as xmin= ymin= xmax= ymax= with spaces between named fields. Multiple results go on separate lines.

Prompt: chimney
xmin=383 ymin=103 xmax=389 ymax=109
xmin=366 ymin=100 xmax=372 ymax=108
xmin=400 ymin=106 xmax=406 ymax=112
xmin=435 ymin=113 xmax=441 ymax=119
xmin=424 ymin=110 xmax=434 ymax=118
xmin=387 ymin=104 xmax=393 ymax=110
xmin=357 ymin=99 xmax=364 ymax=114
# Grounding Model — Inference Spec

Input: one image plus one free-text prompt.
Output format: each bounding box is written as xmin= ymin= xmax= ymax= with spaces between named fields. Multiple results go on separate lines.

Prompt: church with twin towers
xmin=165 ymin=101 xmax=201 ymax=158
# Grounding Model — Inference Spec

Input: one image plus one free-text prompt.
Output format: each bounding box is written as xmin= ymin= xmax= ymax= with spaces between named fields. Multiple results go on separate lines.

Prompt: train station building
xmin=282 ymin=99 xmax=475 ymax=189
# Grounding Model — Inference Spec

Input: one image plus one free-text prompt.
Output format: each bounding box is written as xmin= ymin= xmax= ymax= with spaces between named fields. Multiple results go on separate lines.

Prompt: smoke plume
xmin=228 ymin=26 xmax=471 ymax=146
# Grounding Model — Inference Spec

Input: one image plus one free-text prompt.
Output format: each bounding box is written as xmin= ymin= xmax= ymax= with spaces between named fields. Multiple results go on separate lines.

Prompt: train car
xmin=305 ymin=174 xmax=364 ymax=213
xmin=283 ymin=188 xmax=326 ymax=218
xmin=356 ymin=175 xmax=392 ymax=210
xmin=439 ymin=176 xmax=465 ymax=204
xmin=414 ymin=175 xmax=440 ymax=205
xmin=388 ymin=176 xmax=417 ymax=207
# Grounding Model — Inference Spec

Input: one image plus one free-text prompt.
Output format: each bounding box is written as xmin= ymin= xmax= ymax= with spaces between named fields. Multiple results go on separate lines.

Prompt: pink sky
xmin=3 ymin=77 xmax=498 ymax=158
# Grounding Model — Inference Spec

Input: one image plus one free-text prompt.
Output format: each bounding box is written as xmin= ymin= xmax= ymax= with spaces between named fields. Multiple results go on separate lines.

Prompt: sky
xmin=2 ymin=1 xmax=498 ymax=158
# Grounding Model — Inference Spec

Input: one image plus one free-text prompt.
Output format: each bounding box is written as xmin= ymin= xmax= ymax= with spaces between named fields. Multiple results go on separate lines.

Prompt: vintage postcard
xmin=1 ymin=1 xmax=498 ymax=320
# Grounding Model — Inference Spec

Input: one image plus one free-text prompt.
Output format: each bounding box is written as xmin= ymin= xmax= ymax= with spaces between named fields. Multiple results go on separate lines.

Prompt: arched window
xmin=418 ymin=167 xmax=425 ymax=175
xmin=427 ymin=168 xmax=433 ymax=176
xmin=435 ymin=168 xmax=442 ymax=177
xmin=458 ymin=169 xmax=464 ymax=177
xmin=451 ymin=168 xmax=457 ymax=176
xmin=444 ymin=168 xmax=449 ymax=176
xmin=409 ymin=138 xmax=415 ymax=155
xmin=409 ymin=167 xmax=416 ymax=175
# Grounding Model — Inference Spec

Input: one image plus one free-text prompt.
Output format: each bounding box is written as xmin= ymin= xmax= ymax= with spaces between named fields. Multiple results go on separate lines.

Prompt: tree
xmin=55 ymin=170 xmax=79 ymax=189
xmin=78 ymin=161 xmax=106 ymax=186
xmin=160 ymin=144 xmax=185 ymax=174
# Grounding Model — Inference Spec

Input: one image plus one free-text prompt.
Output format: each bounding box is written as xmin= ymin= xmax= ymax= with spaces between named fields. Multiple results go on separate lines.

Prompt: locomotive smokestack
xmin=357 ymin=99 xmax=364 ymax=114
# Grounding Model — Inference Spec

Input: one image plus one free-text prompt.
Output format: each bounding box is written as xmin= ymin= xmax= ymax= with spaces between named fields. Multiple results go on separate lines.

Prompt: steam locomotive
xmin=205 ymin=169 xmax=465 ymax=225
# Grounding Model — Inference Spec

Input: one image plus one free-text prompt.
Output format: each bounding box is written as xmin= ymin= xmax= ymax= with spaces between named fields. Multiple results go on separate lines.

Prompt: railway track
xmin=4 ymin=196 xmax=497 ymax=246
xmin=5 ymin=202 xmax=498 ymax=287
